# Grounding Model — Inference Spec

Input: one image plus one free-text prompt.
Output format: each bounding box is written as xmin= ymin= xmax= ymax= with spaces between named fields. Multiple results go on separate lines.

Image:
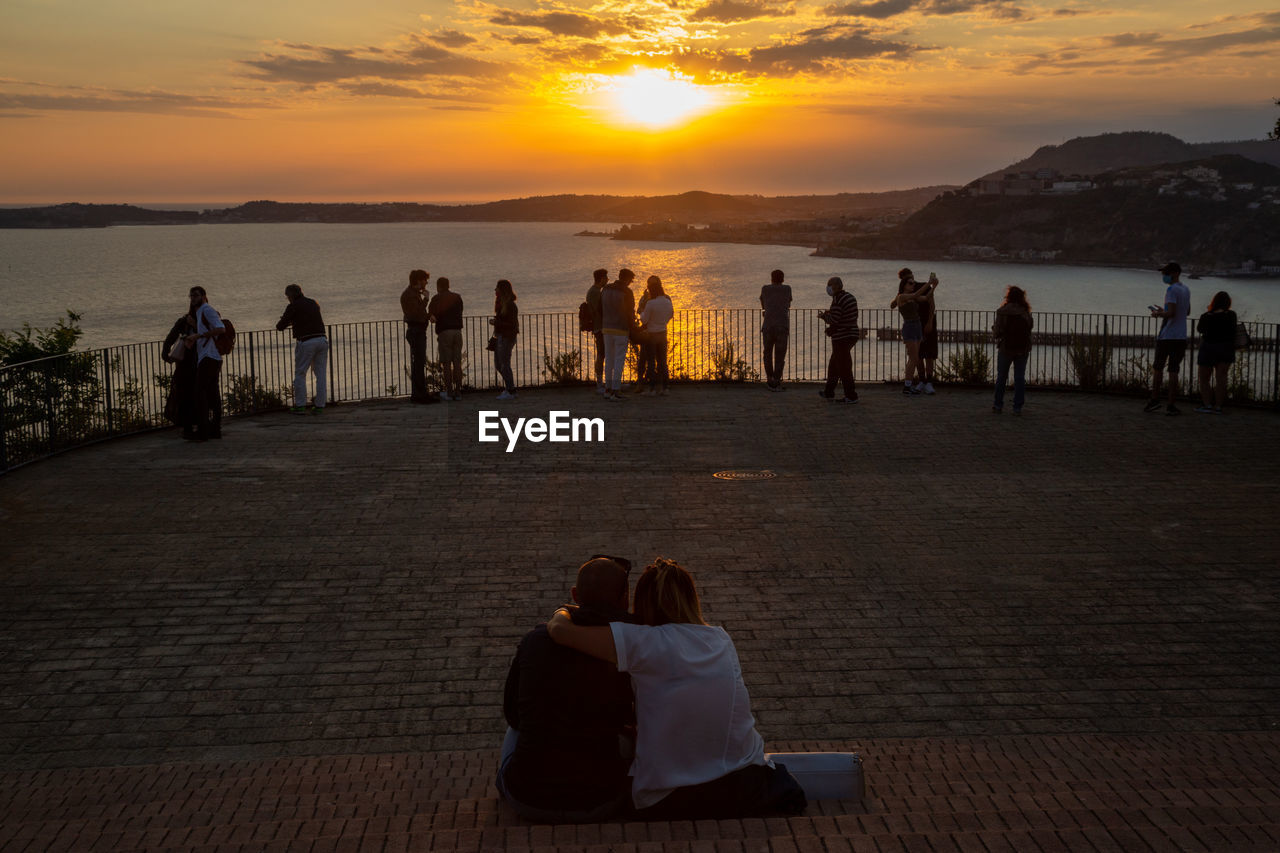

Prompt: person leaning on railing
xmin=276 ymin=283 xmax=328 ymax=414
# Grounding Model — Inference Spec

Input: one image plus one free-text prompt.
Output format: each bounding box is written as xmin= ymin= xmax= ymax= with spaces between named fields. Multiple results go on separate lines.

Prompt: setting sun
xmin=610 ymin=68 xmax=716 ymax=129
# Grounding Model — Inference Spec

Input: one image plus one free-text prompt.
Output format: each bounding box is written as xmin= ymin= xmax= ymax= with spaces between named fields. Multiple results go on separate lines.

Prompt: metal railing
xmin=2 ymin=310 xmax=1276 ymax=472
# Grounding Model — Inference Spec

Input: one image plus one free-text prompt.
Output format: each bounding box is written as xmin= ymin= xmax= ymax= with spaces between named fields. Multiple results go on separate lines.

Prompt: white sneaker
xmin=924 ymin=382 xmax=935 ymax=395
xmin=496 ymin=390 xmax=515 ymax=400
xmin=439 ymin=391 xmax=453 ymax=401
xmin=911 ymin=383 xmax=924 ymax=393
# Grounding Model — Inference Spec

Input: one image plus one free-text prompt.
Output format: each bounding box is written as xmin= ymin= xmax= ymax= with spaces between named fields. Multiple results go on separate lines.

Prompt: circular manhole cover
xmin=712 ymin=470 xmax=777 ymax=481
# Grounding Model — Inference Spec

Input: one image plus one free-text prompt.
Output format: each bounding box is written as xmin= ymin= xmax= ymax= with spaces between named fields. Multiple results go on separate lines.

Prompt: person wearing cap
xmin=276 ymin=283 xmax=328 ymax=414
xmin=497 ymin=557 xmax=635 ymax=822
xmin=1145 ymin=262 xmax=1191 ymax=416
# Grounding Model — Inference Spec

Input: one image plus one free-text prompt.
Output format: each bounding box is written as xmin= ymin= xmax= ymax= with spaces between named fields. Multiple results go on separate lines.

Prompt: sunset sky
xmin=2 ymin=0 xmax=1277 ymax=202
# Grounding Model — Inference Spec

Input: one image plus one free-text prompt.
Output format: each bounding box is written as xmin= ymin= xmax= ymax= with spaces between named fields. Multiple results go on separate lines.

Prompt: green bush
xmin=224 ymin=373 xmax=287 ymax=414
xmin=1068 ymin=334 xmax=1112 ymax=390
xmin=709 ymin=343 xmax=760 ymax=382
xmin=541 ymin=349 xmax=584 ymax=385
xmin=938 ymin=344 xmax=991 ymax=384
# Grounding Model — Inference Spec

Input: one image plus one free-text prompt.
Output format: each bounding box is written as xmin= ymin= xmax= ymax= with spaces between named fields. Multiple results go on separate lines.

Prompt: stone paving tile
xmin=1 ymin=384 xmax=1278 ymax=848
xmin=2 ymin=734 xmax=1278 ymax=851
xmin=1 ymin=385 xmax=1278 ymax=771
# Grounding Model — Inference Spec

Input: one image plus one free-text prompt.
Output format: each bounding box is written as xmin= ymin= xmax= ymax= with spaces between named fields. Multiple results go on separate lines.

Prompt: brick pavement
xmin=1 ymin=383 xmax=1278 ymax=850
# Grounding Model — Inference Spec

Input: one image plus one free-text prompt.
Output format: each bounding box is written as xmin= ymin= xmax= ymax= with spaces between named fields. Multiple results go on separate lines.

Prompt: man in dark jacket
xmin=497 ymin=557 xmax=635 ymax=822
xmin=276 ymin=283 xmax=328 ymax=413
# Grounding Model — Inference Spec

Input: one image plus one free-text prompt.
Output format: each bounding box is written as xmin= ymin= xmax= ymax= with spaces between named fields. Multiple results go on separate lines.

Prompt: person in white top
xmin=547 ymin=558 xmax=806 ymax=819
xmin=639 ymin=277 xmax=675 ymax=396
xmin=184 ymin=286 xmax=225 ymax=441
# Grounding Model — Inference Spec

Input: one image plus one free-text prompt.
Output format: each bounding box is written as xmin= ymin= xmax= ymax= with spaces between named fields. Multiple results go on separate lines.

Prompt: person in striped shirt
xmin=817 ymin=277 xmax=860 ymax=403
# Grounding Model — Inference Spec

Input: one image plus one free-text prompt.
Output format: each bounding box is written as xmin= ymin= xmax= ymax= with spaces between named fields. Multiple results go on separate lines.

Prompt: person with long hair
xmin=547 ymin=558 xmax=806 ymax=820
xmin=991 ymin=285 xmax=1033 ymax=414
xmin=1194 ymin=291 xmax=1237 ymax=413
xmin=490 ymin=279 xmax=519 ymax=400
xmin=161 ymin=308 xmax=198 ymax=438
xmin=640 ymin=276 xmax=674 ymax=395
xmin=890 ymin=269 xmax=939 ymax=395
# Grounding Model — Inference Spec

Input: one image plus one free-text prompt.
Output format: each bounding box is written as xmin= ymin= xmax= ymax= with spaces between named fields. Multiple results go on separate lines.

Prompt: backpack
xmin=215 ymin=318 xmax=237 ymax=355
xmin=578 ymin=301 xmax=595 ymax=333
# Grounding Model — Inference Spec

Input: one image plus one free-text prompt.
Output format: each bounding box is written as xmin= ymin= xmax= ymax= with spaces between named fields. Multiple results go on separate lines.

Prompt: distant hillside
xmin=833 ymin=155 xmax=1280 ymax=270
xmin=0 ymin=188 xmax=952 ymax=229
xmin=981 ymin=131 xmax=1280 ymax=181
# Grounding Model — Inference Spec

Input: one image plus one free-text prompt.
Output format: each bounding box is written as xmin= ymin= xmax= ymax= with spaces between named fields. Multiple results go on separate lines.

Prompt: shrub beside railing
xmin=2 ymin=309 xmax=1276 ymax=471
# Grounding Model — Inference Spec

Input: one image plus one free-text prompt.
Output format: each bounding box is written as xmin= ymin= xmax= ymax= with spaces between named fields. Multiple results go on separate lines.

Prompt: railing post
xmin=0 ymin=376 xmax=8 ymax=472
xmin=1273 ymin=323 xmax=1279 ymax=408
xmin=248 ymin=330 xmax=258 ymax=413
xmin=44 ymin=366 xmax=56 ymax=453
xmin=325 ymin=324 xmax=334 ymax=404
xmin=101 ymin=350 xmax=115 ymax=434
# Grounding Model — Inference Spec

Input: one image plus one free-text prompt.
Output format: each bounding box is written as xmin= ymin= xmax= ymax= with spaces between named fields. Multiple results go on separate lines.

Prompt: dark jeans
xmin=405 ymin=323 xmax=428 ymax=399
xmin=592 ymin=332 xmax=605 ymax=387
xmin=633 ymin=335 xmax=651 ymax=386
xmin=823 ymin=337 xmax=856 ymax=399
xmin=994 ymin=351 xmax=1028 ymax=411
xmin=762 ymin=329 xmax=788 ymax=386
xmin=195 ymin=357 xmax=222 ymax=437
xmin=494 ymin=334 xmax=516 ymax=392
xmin=648 ymin=331 xmax=668 ymax=389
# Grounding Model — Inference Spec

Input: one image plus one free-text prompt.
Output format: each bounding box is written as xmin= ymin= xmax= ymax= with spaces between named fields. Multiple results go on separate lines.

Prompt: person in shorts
xmin=1193 ymin=290 xmax=1237 ymax=414
xmin=890 ymin=269 xmax=938 ymax=396
xmin=428 ymin=277 xmax=464 ymax=400
xmin=1145 ymin=262 xmax=1191 ymax=416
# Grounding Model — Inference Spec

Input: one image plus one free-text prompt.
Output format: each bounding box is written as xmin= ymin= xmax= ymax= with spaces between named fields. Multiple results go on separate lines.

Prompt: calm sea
xmin=2 ymin=221 xmax=1277 ymax=350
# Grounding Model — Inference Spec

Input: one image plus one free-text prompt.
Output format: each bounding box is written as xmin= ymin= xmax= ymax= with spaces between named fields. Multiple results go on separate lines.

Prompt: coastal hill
xmin=823 ymin=154 xmax=1280 ymax=271
xmin=979 ymin=131 xmax=1280 ymax=181
xmin=0 ymin=187 xmax=952 ymax=229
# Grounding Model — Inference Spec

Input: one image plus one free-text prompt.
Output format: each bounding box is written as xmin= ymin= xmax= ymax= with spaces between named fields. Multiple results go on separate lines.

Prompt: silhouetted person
xmin=184 ymin=286 xmax=225 ymax=441
xmin=429 ymin=277 xmax=464 ymax=401
xmin=276 ymin=283 xmax=328 ymax=413
xmin=601 ymin=269 xmax=636 ymax=401
xmin=1194 ymin=290 xmax=1237 ymax=413
xmin=161 ymin=311 xmax=198 ymax=438
xmin=498 ymin=557 xmax=635 ymax=822
xmin=402 ymin=269 xmax=435 ymax=404
xmin=586 ymin=269 xmax=608 ymax=395
xmin=817 ymin=277 xmax=859 ymax=403
xmin=891 ymin=269 xmax=939 ymax=395
xmin=640 ymin=276 xmax=674 ymax=395
xmin=760 ymin=269 xmax=792 ymax=390
xmin=1145 ymin=262 xmax=1190 ymax=416
xmin=991 ymin=285 xmax=1033 ymax=414
xmin=491 ymin=279 xmax=519 ymax=399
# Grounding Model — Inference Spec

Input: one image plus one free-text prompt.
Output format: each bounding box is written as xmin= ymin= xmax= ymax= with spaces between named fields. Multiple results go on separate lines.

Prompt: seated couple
xmin=497 ymin=556 xmax=807 ymax=822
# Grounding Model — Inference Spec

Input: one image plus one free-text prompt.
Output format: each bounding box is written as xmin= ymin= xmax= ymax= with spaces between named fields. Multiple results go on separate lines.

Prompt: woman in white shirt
xmin=639 ymin=277 xmax=675 ymax=396
xmin=547 ymin=558 xmax=805 ymax=819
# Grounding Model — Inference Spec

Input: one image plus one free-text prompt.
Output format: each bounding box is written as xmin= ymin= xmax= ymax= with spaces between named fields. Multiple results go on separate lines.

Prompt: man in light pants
xmin=276 ymin=283 xmax=329 ymax=413
xmin=600 ymin=269 xmax=636 ymax=402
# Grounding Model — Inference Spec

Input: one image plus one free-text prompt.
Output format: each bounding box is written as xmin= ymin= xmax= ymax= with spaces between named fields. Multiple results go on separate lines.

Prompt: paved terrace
xmin=1 ymin=384 xmax=1278 ymax=852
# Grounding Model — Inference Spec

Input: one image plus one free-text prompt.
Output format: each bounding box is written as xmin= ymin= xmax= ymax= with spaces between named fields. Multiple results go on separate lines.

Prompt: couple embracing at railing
xmin=497 ymin=556 xmax=808 ymax=822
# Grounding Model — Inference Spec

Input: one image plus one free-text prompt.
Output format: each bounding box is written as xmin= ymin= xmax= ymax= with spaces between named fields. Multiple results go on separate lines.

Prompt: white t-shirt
xmin=640 ymin=295 xmax=674 ymax=333
xmin=610 ymin=621 xmax=769 ymax=809
xmin=195 ymin=303 xmax=224 ymax=362
xmin=1157 ymin=281 xmax=1190 ymax=341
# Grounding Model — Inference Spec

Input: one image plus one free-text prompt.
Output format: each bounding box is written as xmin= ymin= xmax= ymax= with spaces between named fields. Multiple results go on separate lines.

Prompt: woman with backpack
xmin=992 ymin=285 xmax=1033 ymax=414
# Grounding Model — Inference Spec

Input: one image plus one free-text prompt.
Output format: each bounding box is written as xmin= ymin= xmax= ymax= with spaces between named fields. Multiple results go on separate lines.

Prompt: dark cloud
xmin=690 ymin=0 xmax=794 ymax=23
xmin=241 ymin=43 xmax=501 ymax=86
xmin=1012 ymin=17 xmax=1280 ymax=74
xmin=666 ymin=25 xmax=921 ymax=77
xmin=747 ymin=25 xmax=920 ymax=71
xmin=0 ymin=88 xmax=263 ymax=117
xmin=430 ymin=29 xmax=479 ymax=48
xmin=488 ymin=9 xmax=627 ymax=38
xmin=825 ymin=0 xmax=1023 ymax=20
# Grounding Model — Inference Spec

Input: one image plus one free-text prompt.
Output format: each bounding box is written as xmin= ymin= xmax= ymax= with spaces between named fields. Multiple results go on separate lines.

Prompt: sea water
xmin=2 ymin=221 xmax=1277 ymax=349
